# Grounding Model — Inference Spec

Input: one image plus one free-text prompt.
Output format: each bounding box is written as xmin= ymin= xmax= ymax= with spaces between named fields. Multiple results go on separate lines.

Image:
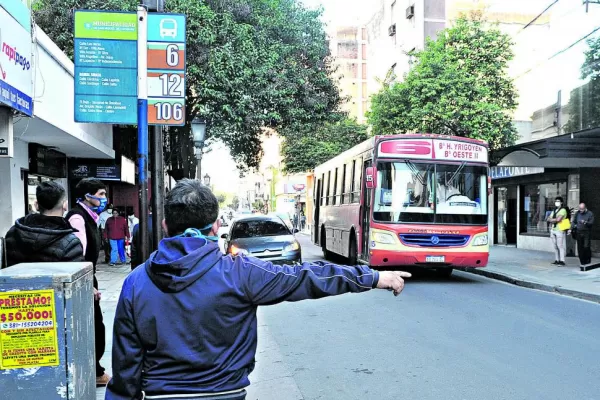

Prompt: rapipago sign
xmin=0 ymin=5 xmax=34 ymax=116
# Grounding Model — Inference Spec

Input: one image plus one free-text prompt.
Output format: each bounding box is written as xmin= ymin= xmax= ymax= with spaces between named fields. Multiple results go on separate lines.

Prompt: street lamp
xmin=191 ymin=118 xmax=207 ymax=180
xmin=203 ymin=173 xmax=211 ymax=186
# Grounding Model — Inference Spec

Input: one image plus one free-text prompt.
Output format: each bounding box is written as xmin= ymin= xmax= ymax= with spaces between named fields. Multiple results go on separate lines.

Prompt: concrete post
xmin=0 ymin=262 xmax=95 ymax=399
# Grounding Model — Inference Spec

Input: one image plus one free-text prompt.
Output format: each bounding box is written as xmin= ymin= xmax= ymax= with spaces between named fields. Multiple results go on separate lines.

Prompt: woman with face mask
xmin=547 ymin=196 xmax=569 ymax=266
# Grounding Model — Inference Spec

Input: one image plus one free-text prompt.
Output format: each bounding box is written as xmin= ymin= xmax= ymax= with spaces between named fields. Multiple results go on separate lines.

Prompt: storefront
xmin=490 ymin=130 xmax=600 ymax=254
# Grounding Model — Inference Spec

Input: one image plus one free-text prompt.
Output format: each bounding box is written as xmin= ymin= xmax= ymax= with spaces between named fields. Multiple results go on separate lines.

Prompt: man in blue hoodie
xmin=106 ymin=179 xmax=411 ymax=400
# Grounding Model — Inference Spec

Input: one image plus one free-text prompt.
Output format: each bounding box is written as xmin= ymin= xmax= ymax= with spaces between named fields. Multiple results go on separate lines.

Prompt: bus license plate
xmin=426 ymin=255 xmax=445 ymax=263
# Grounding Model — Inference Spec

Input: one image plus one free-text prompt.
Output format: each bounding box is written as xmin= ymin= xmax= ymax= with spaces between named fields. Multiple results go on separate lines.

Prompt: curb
xmin=463 ymin=267 xmax=600 ymax=304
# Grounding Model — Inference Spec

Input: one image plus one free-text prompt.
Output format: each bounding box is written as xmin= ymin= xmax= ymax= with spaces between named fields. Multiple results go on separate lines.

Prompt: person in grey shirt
xmin=570 ymin=203 xmax=594 ymax=265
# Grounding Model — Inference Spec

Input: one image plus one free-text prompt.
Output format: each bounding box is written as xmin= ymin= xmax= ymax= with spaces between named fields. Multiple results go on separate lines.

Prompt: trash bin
xmin=0 ymin=262 xmax=95 ymax=399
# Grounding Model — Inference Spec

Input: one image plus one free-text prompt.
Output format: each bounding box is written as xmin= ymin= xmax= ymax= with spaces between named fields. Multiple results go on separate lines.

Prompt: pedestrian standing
xmin=98 ymin=204 xmax=114 ymax=264
xmin=104 ymin=209 xmax=130 ymax=266
xmin=106 ymin=179 xmax=411 ymax=400
xmin=570 ymin=202 xmax=594 ymax=265
xmin=547 ymin=196 xmax=570 ymax=266
xmin=131 ymin=204 xmax=155 ymax=270
xmin=300 ymin=211 xmax=306 ymax=231
xmin=65 ymin=178 xmax=111 ymax=387
xmin=5 ymin=181 xmax=84 ymax=266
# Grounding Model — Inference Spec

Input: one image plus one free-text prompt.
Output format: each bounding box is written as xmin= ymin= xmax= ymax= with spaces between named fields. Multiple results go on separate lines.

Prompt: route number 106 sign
xmin=147 ymin=14 xmax=186 ymax=126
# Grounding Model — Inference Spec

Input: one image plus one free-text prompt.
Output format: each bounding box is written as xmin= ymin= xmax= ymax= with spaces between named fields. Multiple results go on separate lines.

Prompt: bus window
xmin=333 ymin=168 xmax=338 ymax=205
xmin=326 ymin=171 xmax=331 ymax=205
xmin=320 ymin=173 xmax=325 ymax=206
xmin=341 ymin=164 xmax=347 ymax=204
xmin=352 ymin=157 xmax=362 ymax=203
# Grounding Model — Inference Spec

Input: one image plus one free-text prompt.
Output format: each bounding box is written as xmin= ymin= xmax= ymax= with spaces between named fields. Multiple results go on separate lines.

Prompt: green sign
xmin=74 ymin=11 xmax=138 ymax=41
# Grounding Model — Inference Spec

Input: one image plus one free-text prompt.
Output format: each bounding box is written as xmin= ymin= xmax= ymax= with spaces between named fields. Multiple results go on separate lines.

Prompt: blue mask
xmin=178 ymin=224 xmax=218 ymax=242
xmin=87 ymin=194 xmax=108 ymax=214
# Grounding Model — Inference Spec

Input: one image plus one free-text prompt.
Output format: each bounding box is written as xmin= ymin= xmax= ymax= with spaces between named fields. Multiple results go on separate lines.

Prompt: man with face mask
xmin=570 ymin=202 xmax=594 ymax=265
xmin=547 ymin=196 xmax=569 ymax=266
xmin=5 ymin=181 xmax=84 ymax=266
xmin=99 ymin=204 xmax=114 ymax=264
xmin=66 ymin=178 xmax=111 ymax=386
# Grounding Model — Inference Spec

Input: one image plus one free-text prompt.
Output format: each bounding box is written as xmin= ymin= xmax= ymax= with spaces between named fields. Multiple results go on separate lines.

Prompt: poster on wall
xmin=0 ymin=5 xmax=34 ymax=116
xmin=0 ymin=290 xmax=60 ymax=369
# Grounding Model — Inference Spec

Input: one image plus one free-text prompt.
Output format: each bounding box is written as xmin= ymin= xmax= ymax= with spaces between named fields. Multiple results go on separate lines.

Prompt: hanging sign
xmin=147 ymin=13 xmax=186 ymax=126
xmin=73 ymin=10 xmax=138 ymax=124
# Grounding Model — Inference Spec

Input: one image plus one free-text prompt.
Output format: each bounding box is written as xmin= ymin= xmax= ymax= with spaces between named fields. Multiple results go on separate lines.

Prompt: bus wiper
xmin=405 ymin=159 xmax=431 ymax=186
xmin=448 ymin=161 xmax=466 ymax=186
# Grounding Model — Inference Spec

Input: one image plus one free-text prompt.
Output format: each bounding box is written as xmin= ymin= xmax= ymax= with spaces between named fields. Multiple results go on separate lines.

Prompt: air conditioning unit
xmin=388 ymin=24 xmax=396 ymax=36
xmin=406 ymin=5 xmax=415 ymax=19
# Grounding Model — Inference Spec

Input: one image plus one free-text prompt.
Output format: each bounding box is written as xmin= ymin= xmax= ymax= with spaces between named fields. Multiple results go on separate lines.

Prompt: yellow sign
xmin=0 ymin=290 xmax=59 ymax=369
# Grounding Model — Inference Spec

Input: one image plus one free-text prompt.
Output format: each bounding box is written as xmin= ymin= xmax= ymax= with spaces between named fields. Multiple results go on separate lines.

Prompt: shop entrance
xmin=495 ymin=186 xmax=517 ymax=245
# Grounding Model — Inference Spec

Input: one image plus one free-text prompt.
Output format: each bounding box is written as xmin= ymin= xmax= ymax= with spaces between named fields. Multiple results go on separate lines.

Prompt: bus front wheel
xmin=348 ymin=235 xmax=358 ymax=265
xmin=321 ymin=229 xmax=332 ymax=260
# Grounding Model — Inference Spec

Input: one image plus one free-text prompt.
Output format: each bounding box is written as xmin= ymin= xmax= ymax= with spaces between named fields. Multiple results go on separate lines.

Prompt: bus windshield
xmin=373 ymin=161 xmax=488 ymax=225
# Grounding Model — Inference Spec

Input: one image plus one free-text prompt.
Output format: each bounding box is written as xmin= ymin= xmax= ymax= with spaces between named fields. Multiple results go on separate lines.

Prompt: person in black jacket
xmin=65 ymin=178 xmax=111 ymax=387
xmin=5 ymin=181 xmax=84 ymax=267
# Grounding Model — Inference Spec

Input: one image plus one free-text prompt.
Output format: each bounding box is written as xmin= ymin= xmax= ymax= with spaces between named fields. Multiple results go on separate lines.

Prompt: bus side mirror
xmin=365 ymin=166 xmax=376 ymax=189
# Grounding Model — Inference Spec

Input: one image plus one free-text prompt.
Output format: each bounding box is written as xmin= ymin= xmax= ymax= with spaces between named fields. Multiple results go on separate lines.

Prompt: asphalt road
xmin=249 ymin=234 xmax=600 ymax=400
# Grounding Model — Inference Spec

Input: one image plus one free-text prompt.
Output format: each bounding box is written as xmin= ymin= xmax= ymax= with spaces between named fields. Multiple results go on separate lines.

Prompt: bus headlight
xmin=372 ymin=232 xmax=396 ymax=244
xmin=472 ymin=235 xmax=488 ymax=246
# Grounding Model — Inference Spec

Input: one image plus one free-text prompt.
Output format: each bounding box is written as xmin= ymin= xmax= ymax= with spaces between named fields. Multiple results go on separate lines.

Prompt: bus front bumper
xmin=369 ymin=250 xmax=489 ymax=269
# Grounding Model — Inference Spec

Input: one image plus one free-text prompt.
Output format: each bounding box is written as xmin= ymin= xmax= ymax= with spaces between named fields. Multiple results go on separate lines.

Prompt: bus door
xmin=360 ymin=159 xmax=372 ymax=262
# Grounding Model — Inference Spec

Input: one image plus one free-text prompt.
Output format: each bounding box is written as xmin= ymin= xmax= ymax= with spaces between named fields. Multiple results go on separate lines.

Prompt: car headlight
xmin=230 ymin=245 xmax=248 ymax=256
xmin=372 ymin=232 xmax=396 ymax=244
xmin=283 ymin=242 xmax=300 ymax=253
xmin=472 ymin=234 xmax=488 ymax=246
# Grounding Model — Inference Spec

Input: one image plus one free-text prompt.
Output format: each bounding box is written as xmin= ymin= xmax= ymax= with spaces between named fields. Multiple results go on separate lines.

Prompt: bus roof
xmin=314 ymin=134 xmax=489 ymax=173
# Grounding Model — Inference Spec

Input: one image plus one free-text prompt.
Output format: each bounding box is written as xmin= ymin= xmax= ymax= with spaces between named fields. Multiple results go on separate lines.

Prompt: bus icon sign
xmin=159 ymin=18 xmax=178 ymax=38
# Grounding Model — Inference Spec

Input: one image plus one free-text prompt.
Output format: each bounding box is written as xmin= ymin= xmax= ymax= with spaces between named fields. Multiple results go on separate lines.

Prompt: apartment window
xmin=362 ymin=63 xmax=367 ymax=79
xmin=362 ymin=44 xmax=367 ymax=60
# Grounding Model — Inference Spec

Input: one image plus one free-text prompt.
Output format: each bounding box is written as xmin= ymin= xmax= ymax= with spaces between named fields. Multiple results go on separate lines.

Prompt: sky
xmin=302 ymin=0 xmax=372 ymax=26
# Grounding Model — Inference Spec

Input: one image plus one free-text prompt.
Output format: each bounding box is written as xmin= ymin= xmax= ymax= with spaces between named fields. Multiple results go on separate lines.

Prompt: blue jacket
xmin=105 ymin=237 xmax=379 ymax=399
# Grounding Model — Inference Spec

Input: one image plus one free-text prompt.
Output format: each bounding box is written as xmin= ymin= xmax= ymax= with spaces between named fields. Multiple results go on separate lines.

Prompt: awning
xmin=492 ymin=127 xmax=600 ymax=168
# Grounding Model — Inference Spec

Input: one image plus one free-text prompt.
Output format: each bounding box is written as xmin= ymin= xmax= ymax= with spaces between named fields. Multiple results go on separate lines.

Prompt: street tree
xmin=281 ymin=118 xmax=369 ymax=174
xmin=368 ymin=14 xmax=518 ymax=151
xmin=564 ymin=36 xmax=600 ymax=133
xmin=33 ymin=0 xmax=343 ymax=177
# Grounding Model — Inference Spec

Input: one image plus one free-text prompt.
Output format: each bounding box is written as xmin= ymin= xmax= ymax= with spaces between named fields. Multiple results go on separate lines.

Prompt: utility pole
xmin=147 ymin=0 xmax=165 ymax=248
xmin=137 ymin=4 xmax=150 ymax=261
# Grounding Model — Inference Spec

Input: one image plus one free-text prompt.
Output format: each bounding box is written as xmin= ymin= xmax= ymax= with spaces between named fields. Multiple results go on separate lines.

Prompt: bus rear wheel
xmin=348 ymin=235 xmax=358 ymax=265
xmin=321 ymin=229 xmax=333 ymax=261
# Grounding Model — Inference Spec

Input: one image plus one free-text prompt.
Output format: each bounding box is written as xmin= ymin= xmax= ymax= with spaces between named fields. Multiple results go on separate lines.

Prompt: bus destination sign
xmin=378 ymin=138 xmax=488 ymax=163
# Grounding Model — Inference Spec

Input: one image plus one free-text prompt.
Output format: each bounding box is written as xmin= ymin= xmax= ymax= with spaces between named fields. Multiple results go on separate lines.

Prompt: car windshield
xmin=231 ymin=220 xmax=290 ymax=238
xmin=373 ymin=161 xmax=488 ymax=225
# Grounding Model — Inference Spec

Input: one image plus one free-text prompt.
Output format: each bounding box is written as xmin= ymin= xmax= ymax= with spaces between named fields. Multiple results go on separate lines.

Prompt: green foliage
xmin=564 ymin=36 xmax=600 ymax=134
xmin=33 ymin=0 xmax=342 ymax=176
xmin=228 ymin=196 xmax=240 ymax=211
xmin=281 ymin=118 xmax=369 ymax=174
xmin=368 ymin=14 xmax=518 ymax=151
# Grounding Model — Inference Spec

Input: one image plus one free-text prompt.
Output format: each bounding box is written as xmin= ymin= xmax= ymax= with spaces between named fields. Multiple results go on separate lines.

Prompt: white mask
xmin=555 ymin=202 xmax=561 ymax=207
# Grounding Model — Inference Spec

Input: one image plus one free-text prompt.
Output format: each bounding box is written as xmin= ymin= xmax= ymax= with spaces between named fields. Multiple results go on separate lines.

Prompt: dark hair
xmin=36 ymin=181 xmax=66 ymax=212
xmin=555 ymin=196 xmax=564 ymax=202
xmin=75 ymin=178 xmax=106 ymax=199
xmin=164 ymin=179 xmax=219 ymax=236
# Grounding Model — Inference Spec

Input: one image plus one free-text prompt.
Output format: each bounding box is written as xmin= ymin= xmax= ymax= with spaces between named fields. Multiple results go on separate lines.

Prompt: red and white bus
xmin=312 ymin=134 xmax=490 ymax=276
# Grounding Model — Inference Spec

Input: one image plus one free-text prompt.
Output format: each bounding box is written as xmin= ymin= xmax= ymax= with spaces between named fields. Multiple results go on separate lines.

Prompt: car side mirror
xmin=221 ymin=233 xmax=228 ymax=239
xmin=293 ymin=228 xmax=300 ymax=234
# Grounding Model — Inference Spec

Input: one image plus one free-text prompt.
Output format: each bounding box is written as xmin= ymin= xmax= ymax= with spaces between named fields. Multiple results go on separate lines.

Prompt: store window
xmin=521 ymin=182 xmax=567 ymax=235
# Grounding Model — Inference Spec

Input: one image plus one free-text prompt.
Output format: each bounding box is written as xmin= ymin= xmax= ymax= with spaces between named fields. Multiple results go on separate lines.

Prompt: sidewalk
xmin=465 ymin=246 xmax=600 ymax=303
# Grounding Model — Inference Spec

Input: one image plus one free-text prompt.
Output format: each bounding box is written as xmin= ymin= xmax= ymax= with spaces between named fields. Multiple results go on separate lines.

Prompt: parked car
xmin=221 ymin=215 xmax=301 ymax=264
